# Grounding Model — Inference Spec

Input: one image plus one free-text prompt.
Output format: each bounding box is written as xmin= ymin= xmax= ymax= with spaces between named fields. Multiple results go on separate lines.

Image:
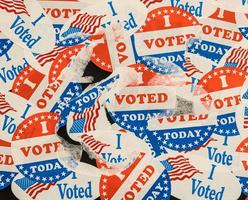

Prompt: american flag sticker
xmin=225 ymin=47 xmax=248 ymax=71
xmin=69 ymin=100 xmax=101 ymax=134
xmin=0 ymin=0 xmax=29 ymax=16
xmin=14 ymin=176 xmax=55 ymax=199
xmin=161 ymin=155 xmax=202 ymax=181
xmin=61 ymin=12 xmax=106 ymax=38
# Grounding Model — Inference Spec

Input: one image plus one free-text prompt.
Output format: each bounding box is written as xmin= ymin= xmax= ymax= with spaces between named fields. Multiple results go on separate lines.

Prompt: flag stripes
xmin=61 ymin=12 xmax=105 ymax=38
xmin=225 ymin=47 xmax=248 ymax=71
xmin=15 ymin=177 xmax=55 ymax=199
xmin=72 ymin=100 xmax=101 ymax=133
xmin=81 ymin=134 xmax=110 ymax=154
xmin=0 ymin=0 xmax=29 ymax=15
xmin=244 ymin=117 xmax=248 ymax=129
xmin=183 ymin=57 xmax=203 ymax=77
xmin=167 ymin=155 xmax=202 ymax=181
xmin=36 ymin=46 xmax=67 ymax=67
xmin=71 ymin=12 xmax=105 ymax=34
xmin=0 ymin=93 xmax=16 ymax=115
xmin=140 ymin=0 xmax=163 ymax=8
xmin=26 ymin=182 xmax=56 ymax=199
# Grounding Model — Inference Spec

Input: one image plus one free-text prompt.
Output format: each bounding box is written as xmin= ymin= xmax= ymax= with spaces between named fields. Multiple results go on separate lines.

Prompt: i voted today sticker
xmin=147 ymin=112 xmax=216 ymax=153
xmin=131 ymin=6 xmax=201 ymax=72
xmin=10 ymin=65 xmax=59 ymax=111
xmin=11 ymin=112 xmax=71 ymax=183
xmin=146 ymin=78 xmax=217 ymax=154
xmin=194 ymin=66 xmax=248 ymax=146
xmin=10 ymin=62 xmax=76 ymax=113
xmin=106 ymin=64 xmax=178 ymax=134
xmin=91 ymin=6 xmax=201 ymax=73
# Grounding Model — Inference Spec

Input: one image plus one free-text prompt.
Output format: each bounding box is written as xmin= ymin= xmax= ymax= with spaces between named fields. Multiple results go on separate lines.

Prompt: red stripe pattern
xmin=226 ymin=47 xmax=248 ymax=71
xmin=195 ymin=138 xmax=217 ymax=150
xmin=70 ymin=12 xmax=106 ymax=34
xmin=0 ymin=0 xmax=29 ymax=15
xmin=36 ymin=46 xmax=67 ymax=67
xmin=81 ymin=134 xmax=110 ymax=154
xmin=167 ymin=155 xmax=202 ymax=181
xmin=183 ymin=57 xmax=203 ymax=77
xmin=73 ymin=100 xmax=101 ymax=132
xmin=26 ymin=182 xmax=56 ymax=199
xmin=0 ymin=92 xmax=16 ymax=115
xmin=140 ymin=0 xmax=162 ymax=8
xmin=244 ymin=117 xmax=248 ymax=129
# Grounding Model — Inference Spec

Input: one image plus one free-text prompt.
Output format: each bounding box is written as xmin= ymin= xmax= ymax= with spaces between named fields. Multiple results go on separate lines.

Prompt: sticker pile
xmin=0 ymin=0 xmax=247 ymax=199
